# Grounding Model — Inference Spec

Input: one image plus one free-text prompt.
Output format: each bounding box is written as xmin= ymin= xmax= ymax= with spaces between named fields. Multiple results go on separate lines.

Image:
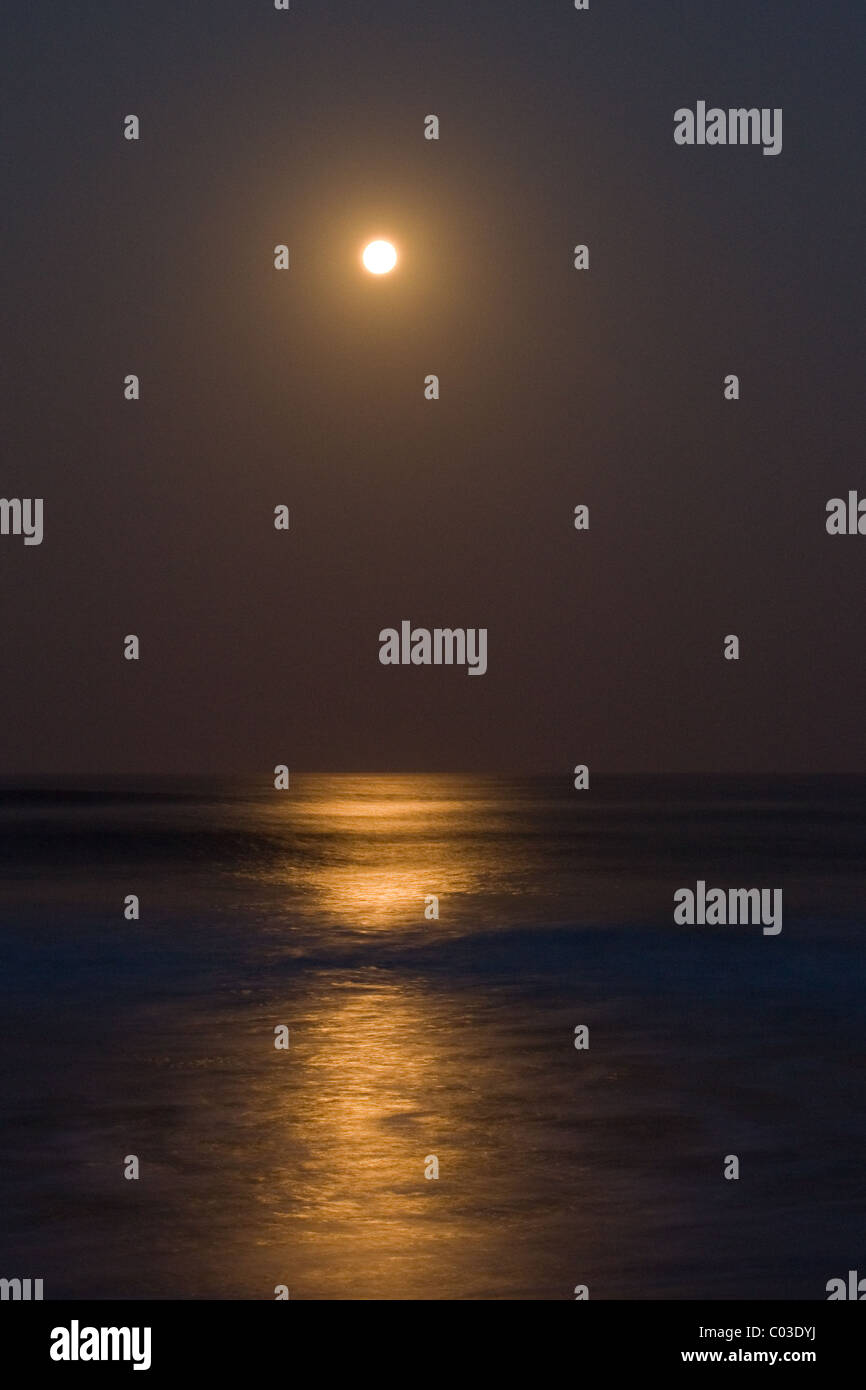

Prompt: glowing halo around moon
xmin=362 ymin=239 xmax=397 ymax=274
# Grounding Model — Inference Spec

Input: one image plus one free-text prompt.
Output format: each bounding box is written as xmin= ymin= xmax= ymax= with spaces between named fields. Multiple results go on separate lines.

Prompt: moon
xmin=362 ymin=240 xmax=397 ymax=274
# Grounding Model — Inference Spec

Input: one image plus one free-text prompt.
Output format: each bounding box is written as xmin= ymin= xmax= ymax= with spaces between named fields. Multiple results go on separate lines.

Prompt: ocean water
xmin=0 ymin=774 xmax=864 ymax=1300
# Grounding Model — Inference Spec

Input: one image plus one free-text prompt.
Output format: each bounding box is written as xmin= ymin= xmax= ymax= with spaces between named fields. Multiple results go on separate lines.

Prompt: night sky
xmin=3 ymin=1 xmax=864 ymax=774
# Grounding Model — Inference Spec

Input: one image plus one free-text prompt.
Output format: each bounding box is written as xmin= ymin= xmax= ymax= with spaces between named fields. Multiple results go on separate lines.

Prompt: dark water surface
xmin=1 ymin=775 xmax=863 ymax=1299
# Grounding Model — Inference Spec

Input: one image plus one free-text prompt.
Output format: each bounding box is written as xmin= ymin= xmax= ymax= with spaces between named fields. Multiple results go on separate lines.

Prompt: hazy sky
xmin=3 ymin=1 xmax=864 ymax=774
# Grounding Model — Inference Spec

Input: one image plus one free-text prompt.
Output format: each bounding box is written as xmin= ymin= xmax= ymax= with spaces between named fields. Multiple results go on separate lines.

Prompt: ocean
xmin=1 ymin=774 xmax=863 ymax=1299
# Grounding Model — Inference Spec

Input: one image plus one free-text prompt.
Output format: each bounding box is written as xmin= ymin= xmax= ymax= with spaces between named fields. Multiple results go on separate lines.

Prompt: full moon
xmin=362 ymin=240 xmax=397 ymax=274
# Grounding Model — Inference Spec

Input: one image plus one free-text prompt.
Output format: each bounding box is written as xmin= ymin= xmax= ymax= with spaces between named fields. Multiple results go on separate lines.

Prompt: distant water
xmin=1 ymin=775 xmax=864 ymax=1300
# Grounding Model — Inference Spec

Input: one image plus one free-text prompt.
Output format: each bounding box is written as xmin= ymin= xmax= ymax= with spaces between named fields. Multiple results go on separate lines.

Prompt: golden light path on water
xmin=165 ymin=776 xmax=600 ymax=1298
xmin=241 ymin=781 xmax=517 ymax=1295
